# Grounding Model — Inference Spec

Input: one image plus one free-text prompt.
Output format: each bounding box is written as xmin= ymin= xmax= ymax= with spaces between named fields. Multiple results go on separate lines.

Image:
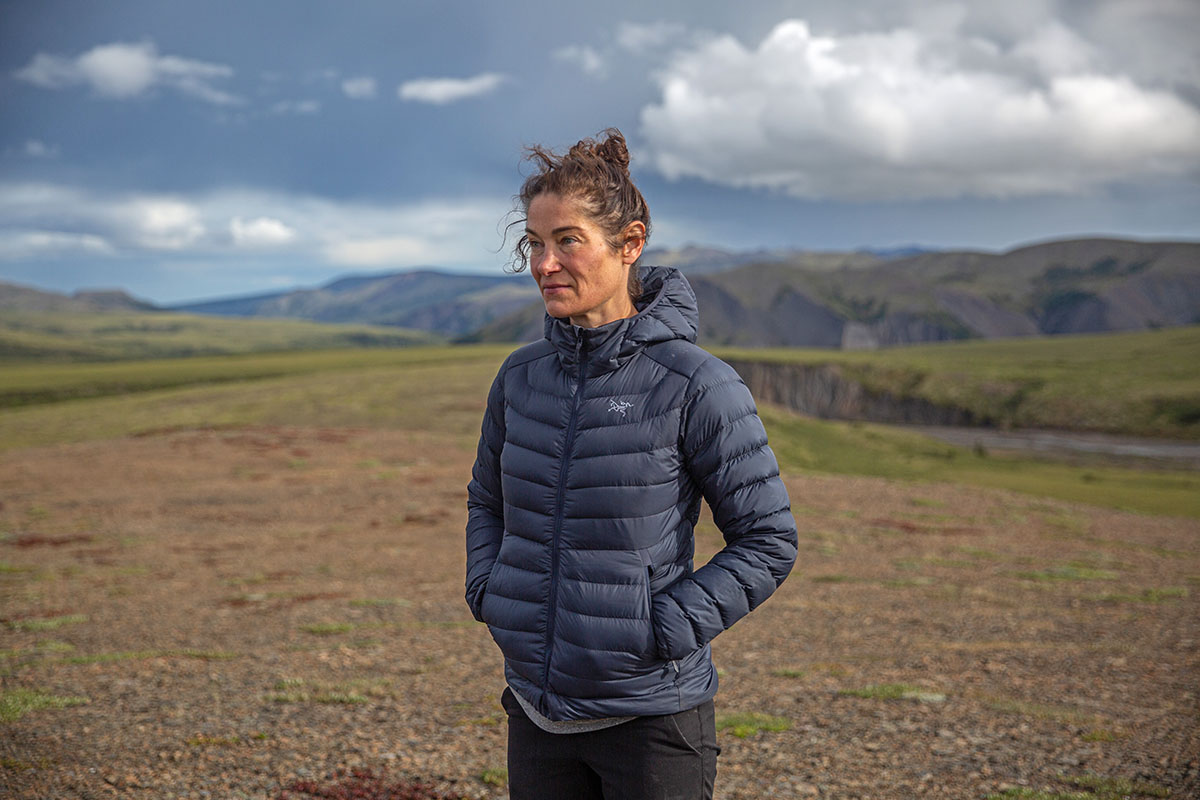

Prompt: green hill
xmin=0 ymin=342 xmax=1194 ymax=517
xmin=719 ymin=325 xmax=1200 ymax=439
xmin=0 ymin=311 xmax=440 ymax=363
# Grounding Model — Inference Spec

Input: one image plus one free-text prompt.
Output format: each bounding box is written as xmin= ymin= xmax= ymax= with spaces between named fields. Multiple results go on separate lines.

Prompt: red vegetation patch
xmin=276 ymin=768 xmax=470 ymax=800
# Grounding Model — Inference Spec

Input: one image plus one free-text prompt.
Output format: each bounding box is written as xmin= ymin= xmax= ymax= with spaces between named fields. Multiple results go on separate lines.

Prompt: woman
xmin=465 ymin=129 xmax=798 ymax=799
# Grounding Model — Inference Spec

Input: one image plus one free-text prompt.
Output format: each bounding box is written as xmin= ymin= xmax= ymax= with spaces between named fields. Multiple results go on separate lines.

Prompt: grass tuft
xmin=1013 ymin=566 xmax=1118 ymax=582
xmin=0 ymin=687 xmax=88 ymax=722
xmin=187 ymin=734 xmax=241 ymax=747
xmin=839 ymin=683 xmax=947 ymax=702
xmin=6 ymin=614 xmax=88 ymax=632
xmin=480 ymin=768 xmax=508 ymax=787
xmin=715 ymin=711 xmax=791 ymax=738
xmin=771 ymin=668 xmax=806 ymax=679
xmin=63 ymin=648 xmax=237 ymax=665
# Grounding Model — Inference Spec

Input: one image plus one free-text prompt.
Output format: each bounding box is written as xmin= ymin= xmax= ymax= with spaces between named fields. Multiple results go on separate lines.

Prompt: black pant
xmin=502 ymin=687 xmax=719 ymax=799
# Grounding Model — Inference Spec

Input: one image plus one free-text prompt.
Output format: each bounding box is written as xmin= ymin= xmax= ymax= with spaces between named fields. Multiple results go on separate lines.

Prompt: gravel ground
xmin=1 ymin=426 xmax=1197 ymax=799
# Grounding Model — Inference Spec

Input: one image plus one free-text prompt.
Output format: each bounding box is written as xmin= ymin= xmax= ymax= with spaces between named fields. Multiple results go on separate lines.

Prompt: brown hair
xmin=510 ymin=128 xmax=651 ymax=298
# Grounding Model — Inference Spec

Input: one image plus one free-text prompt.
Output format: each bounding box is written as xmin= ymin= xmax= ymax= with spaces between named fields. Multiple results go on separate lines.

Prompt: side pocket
xmin=638 ymin=551 xmax=660 ymax=658
xmin=637 ymin=550 xmax=654 ymax=619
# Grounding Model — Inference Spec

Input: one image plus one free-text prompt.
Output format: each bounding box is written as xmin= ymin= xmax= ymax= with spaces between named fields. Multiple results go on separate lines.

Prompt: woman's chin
xmin=542 ymin=300 xmax=576 ymax=320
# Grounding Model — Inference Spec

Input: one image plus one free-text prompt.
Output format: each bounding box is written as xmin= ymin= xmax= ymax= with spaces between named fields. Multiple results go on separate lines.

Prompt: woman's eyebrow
xmin=526 ymin=225 xmax=586 ymax=236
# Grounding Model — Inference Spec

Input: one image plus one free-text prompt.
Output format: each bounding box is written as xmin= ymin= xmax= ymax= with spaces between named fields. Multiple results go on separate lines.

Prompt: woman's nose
xmin=537 ymin=250 xmax=561 ymax=274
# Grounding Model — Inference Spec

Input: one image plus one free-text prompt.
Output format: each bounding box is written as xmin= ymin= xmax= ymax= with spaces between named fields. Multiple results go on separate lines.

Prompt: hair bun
xmin=593 ymin=129 xmax=630 ymax=172
xmin=565 ymin=128 xmax=630 ymax=174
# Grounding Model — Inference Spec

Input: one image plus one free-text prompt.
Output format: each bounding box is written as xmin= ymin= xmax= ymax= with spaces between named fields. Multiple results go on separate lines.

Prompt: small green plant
xmin=985 ymin=697 xmax=1097 ymax=724
xmin=63 ymin=648 xmax=236 ymax=665
xmin=1090 ymin=587 xmax=1187 ymax=603
xmin=187 ymin=733 xmax=240 ymax=747
xmin=771 ymin=668 xmax=805 ymax=678
xmin=840 ymin=683 xmax=946 ymax=702
xmin=715 ymin=712 xmax=791 ymax=738
xmin=458 ymin=712 xmax=503 ymax=726
xmin=0 ymin=687 xmax=88 ymax=722
xmin=7 ymin=614 xmax=88 ymax=632
xmin=267 ymin=677 xmax=389 ymax=705
xmin=480 ymin=767 xmax=508 ymax=787
xmin=1013 ymin=566 xmax=1117 ymax=582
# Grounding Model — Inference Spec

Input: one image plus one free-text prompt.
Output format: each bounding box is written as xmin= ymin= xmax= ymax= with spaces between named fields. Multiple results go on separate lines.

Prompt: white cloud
xmin=122 ymin=198 xmax=207 ymax=250
xmin=230 ymin=216 xmax=297 ymax=247
xmin=271 ymin=99 xmax=321 ymax=115
xmin=341 ymin=76 xmax=377 ymax=99
xmin=14 ymin=41 xmax=241 ymax=105
xmin=638 ymin=18 xmax=1200 ymax=200
xmin=398 ymin=73 xmax=506 ymax=104
xmin=0 ymin=230 xmax=113 ymax=259
xmin=22 ymin=140 xmax=59 ymax=159
xmin=554 ymin=45 xmax=606 ymax=78
xmin=0 ymin=182 xmax=510 ymax=271
xmin=324 ymin=235 xmax=432 ymax=265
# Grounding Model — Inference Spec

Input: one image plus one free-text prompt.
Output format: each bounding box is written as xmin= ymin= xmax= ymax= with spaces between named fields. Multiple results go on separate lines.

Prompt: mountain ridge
xmin=3 ymin=237 xmax=1197 ymax=348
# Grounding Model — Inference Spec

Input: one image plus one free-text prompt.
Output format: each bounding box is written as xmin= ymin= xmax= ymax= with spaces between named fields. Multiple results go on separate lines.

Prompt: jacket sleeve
xmin=465 ymin=364 xmax=507 ymax=622
xmin=652 ymin=359 xmax=798 ymax=660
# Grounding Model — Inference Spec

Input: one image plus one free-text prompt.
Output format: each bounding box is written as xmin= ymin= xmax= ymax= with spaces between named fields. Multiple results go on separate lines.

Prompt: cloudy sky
xmin=2 ymin=0 xmax=1198 ymax=303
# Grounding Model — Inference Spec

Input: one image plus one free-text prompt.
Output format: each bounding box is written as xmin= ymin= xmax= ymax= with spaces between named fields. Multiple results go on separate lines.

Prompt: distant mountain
xmin=0 ymin=281 xmax=157 ymax=313
xmin=691 ymin=237 xmax=1200 ymax=348
xmin=6 ymin=238 xmax=1196 ymax=350
xmin=171 ymin=269 xmax=539 ymax=337
xmin=478 ymin=238 xmax=1200 ymax=348
xmin=645 ymin=244 xmax=884 ymax=274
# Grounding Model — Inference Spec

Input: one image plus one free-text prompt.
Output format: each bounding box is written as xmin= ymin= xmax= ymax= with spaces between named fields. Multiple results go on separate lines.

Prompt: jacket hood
xmin=544 ymin=265 xmax=699 ymax=377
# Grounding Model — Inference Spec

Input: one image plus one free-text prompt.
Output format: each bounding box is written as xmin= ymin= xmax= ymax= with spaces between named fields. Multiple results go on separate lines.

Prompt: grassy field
xmin=0 ymin=310 xmax=439 ymax=363
xmin=719 ymin=325 xmax=1200 ymax=439
xmin=0 ymin=345 xmax=507 ymax=409
xmin=1 ymin=343 xmax=1196 ymax=517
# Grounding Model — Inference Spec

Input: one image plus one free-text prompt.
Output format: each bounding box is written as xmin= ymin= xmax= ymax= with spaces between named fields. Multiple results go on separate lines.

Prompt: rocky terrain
xmin=2 ymin=425 xmax=1197 ymax=799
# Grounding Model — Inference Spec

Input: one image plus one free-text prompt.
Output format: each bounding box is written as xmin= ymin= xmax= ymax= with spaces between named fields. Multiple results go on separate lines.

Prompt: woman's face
xmin=525 ymin=192 xmax=644 ymax=328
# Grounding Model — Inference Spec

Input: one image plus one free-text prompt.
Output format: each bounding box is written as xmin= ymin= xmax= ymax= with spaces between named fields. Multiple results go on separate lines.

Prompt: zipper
xmin=542 ymin=334 xmax=588 ymax=689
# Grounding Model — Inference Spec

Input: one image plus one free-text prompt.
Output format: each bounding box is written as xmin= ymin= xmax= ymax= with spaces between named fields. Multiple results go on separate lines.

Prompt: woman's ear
xmin=621 ymin=221 xmax=646 ymax=264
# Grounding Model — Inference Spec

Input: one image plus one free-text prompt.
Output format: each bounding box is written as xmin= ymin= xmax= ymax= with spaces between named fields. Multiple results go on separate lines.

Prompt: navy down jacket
xmin=466 ymin=266 xmax=798 ymax=721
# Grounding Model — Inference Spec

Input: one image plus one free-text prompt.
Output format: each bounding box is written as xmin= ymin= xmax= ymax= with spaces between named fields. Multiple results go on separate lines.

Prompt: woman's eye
xmin=528 ymin=240 xmax=544 ymax=250
xmin=561 ymin=236 xmax=578 ymax=245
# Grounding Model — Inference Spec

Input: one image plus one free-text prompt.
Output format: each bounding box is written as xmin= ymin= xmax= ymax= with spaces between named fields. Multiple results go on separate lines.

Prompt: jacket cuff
xmin=651 ymin=593 xmax=698 ymax=660
xmin=465 ymin=580 xmax=488 ymax=623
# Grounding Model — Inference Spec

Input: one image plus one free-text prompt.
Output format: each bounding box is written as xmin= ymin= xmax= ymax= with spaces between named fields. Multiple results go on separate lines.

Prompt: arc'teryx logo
xmin=608 ymin=399 xmax=633 ymax=416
